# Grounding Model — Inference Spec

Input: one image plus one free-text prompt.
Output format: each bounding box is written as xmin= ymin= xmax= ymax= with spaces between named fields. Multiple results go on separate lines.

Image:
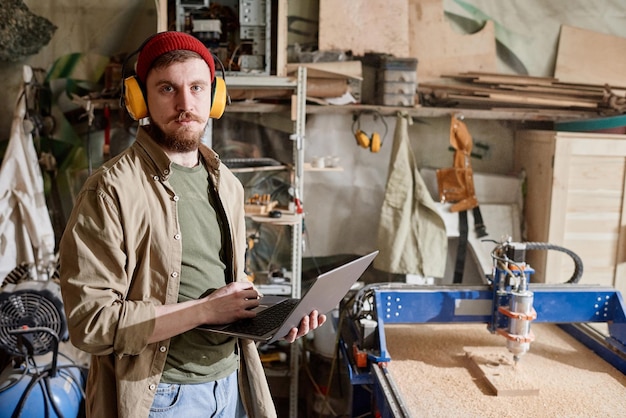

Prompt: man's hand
xmin=282 ymin=310 xmax=327 ymax=343
xmin=201 ymin=282 xmax=261 ymax=325
xmin=149 ymin=282 xmax=261 ymax=343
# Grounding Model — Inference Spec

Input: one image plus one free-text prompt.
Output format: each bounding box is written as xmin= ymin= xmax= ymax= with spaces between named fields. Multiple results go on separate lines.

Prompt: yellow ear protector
xmin=352 ymin=111 xmax=388 ymax=153
xmin=120 ymin=37 xmax=230 ymax=121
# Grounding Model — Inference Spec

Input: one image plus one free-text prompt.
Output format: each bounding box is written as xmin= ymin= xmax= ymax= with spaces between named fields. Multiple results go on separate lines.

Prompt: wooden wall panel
xmin=318 ymin=0 xmax=410 ymax=57
xmin=407 ymin=0 xmax=497 ymax=82
xmin=555 ymin=25 xmax=626 ymax=88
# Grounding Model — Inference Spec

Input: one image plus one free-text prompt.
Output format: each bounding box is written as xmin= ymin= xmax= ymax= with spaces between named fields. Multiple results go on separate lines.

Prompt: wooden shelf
xmin=303 ymin=162 xmax=343 ymax=172
xmin=248 ymin=211 xmax=303 ymax=226
xmin=229 ymin=165 xmax=288 ymax=173
xmin=225 ymin=101 xmax=598 ymax=122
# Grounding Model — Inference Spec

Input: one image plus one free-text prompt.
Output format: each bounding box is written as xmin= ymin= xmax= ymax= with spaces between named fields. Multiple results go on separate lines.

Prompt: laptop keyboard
xmin=226 ymin=299 xmax=299 ymax=336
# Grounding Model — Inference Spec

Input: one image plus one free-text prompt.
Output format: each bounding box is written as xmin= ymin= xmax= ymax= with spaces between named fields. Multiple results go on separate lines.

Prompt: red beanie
xmin=135 ymin=31 xmax=215 ymax=84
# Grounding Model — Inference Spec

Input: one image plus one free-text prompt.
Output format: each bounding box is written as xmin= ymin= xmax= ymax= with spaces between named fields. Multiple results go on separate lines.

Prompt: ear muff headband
xmin=120 ymin=36 xmax=229 ymax=121
xmin=120 ymin=34 xmax=156 ymax=119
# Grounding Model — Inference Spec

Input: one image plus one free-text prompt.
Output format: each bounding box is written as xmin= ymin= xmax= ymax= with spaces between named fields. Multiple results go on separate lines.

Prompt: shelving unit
xmin=215 ymin=67 xmax=307 ymax=417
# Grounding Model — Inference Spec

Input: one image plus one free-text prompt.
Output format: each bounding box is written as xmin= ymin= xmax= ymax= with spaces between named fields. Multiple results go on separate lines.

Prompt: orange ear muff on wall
xmin=122 ymin=74 xmax=229 ymax=121
xmin=352 ymin=112 xmax=387 ymax=153
xmin=354 ymin=129 xmax=371 ymax=149
xmin=370 ymin=131 xmax=382 ymax=153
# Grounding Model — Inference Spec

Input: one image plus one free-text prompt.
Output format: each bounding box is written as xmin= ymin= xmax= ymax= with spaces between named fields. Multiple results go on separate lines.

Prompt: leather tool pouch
xmin=436 ymin=115 xmax=479 ymax=213
xmin=436 ymin=166 xmax=478 ymax=212
xmin=437 ymin=167 xmax=472 ymax=203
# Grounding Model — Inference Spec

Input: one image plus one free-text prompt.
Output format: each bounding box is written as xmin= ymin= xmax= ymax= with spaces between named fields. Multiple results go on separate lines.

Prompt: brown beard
xmin=148 ymin=112 xmax=205 ymax=152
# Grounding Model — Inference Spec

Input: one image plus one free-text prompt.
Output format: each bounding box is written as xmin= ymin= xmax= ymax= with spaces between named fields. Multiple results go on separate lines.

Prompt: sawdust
xmin=384 ymin=323 xmax=626 ymax=417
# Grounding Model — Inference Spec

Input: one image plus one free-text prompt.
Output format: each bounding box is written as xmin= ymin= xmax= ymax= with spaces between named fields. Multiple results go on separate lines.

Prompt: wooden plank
xmin=465 ymin=347 xmax=540 ymax=397
xmin=285 ymin=61 xmax=363 ymax=79
xmin=514 ymin=131 xmax=555 ymax=282
xmin=496 ymin=84 xmax=604 ymax=99
xmin=275 ymin=0 xmax=288 ymax=76
xmin=156 ymin=0 xmax=167 ymax=32
xmin=487 ymin=93 xmax=597 ymax=108
xmin=443 ymin=72 xmax=557 ymax=86
xmin=463 ymin=71 xmax=558 ymax=83
xmin=554 ymin=25 xmax=626 ymax=89
xmin=445 ymin=94 xmax=596 ymax=109
xmin=407 ymin=0 xmax=497 ymax=82
xmin=318 ymin=0 xmax=409 ymax=57
xmin=423 ymin=73 xmax=608 ymax=110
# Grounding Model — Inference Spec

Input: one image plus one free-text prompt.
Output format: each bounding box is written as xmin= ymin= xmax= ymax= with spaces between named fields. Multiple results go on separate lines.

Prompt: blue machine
xmin=0 ymin=267 xmax=87 ymax=418
xmin=340 ymin=241 xmax=626 ymax=417
xmin=0 ymin=328 xmax=85 ymax=418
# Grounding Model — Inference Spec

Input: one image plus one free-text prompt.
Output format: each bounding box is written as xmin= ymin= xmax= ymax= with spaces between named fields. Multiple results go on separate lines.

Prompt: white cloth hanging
xmin=0 ymin=65 xmax=55 ymax=279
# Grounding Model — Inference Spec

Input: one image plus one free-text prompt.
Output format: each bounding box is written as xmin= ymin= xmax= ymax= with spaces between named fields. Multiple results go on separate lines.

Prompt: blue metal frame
xmin=372 ymin=284 xmax=626 ymax=373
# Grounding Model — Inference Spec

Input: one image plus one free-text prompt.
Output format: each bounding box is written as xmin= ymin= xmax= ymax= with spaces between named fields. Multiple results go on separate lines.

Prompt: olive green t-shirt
xmin=161 ymin=162 xmax=238 ymax=383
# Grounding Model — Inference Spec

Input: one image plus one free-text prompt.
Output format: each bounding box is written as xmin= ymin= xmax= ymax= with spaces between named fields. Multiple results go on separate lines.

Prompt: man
xmin=59 ymin=31 xmax=325 ymax=418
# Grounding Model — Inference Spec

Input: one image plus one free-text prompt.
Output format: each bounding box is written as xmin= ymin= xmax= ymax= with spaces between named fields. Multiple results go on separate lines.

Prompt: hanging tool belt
xmin=436 ymin=115 xmax=487 ymax=283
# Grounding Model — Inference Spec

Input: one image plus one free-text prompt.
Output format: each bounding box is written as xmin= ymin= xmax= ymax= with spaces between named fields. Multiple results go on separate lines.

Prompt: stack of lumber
xmin=419 ymin=72 xmax=626 ymax=116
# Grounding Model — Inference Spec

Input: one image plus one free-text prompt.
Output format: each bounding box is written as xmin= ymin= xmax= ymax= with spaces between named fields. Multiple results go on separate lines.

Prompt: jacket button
xmin=174 ymin=234 xmax=181 ymax=240
xmin=149 ymin=384 xmax=156 ymax=391
xmin=171 ymin=272 xmax=178 ymax=278
xmin=173 ymin=195 xmax=179 ymax=201
xmin=160 ymin=346 xmax=167 ymax=352
xmin=153 ymin=175 xmax=159 ymax=181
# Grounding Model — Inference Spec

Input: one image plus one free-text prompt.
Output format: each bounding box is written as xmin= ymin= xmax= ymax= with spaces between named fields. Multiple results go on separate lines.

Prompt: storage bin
xmin=360 ymin=53 xmax=418 ymax=106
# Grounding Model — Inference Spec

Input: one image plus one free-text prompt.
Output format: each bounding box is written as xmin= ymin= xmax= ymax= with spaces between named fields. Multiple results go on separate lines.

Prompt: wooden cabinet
xmin=514 ymin=130 xmax=626 ymax=295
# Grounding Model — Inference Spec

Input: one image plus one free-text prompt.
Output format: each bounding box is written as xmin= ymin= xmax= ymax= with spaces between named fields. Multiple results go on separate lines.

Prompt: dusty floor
xmin=384 ymin=323 xmax=626 ymax=418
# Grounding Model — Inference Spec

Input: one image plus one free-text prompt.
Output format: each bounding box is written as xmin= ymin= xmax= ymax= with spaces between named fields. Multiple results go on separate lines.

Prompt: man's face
xmin=144 ymin=57 xmax=212 ymax=152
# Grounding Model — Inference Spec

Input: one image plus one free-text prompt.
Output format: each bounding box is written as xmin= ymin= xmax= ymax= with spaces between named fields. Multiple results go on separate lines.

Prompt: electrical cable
xmin=524 ymin=242 xmax=583 ymax=283
xmin=43 ymin=376 xmax=65 ymax=418
xmin=4 ymin=327 xmax=85 ymax=418
xmin=6 ymin=356 xmax=86 ymax=418
xmin=489 ymin=241 xmax=583 ymax=284
xmin=10 ymin=370 xmax=47 ymax=418
xmin=228 ymin=44 xmax=241 ymax=72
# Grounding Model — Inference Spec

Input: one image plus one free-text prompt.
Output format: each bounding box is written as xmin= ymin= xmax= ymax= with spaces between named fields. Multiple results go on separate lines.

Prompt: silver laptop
xmin=198 ymin=251 xmax=378 ymax=343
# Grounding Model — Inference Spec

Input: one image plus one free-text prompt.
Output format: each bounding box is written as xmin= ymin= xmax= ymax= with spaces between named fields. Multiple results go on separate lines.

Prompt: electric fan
xmin=0 ymin=279 xmax=68 ymax=357
xmin=0 ymin=264 xmax=85 ymax=418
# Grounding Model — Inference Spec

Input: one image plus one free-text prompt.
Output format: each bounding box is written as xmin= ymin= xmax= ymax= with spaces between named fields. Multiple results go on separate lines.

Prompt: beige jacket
xmin=375 ymin=112 xmax=447 ymax=278
xmin=59 ymin=127 xmax=276 ymax=417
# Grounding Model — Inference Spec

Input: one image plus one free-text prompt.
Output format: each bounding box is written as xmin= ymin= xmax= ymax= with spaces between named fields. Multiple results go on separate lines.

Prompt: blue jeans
xmin=149 ymin=370 xmax=246 ymax=418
